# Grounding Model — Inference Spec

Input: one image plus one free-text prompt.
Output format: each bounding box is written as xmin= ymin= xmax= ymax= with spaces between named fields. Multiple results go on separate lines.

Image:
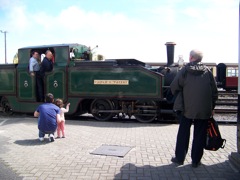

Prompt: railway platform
xmin=0 ymin=115 xmax=239 ymax=180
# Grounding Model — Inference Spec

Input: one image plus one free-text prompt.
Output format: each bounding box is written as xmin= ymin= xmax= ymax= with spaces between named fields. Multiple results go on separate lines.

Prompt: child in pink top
xmin=55 ymin=99 xmax=70 ymax=138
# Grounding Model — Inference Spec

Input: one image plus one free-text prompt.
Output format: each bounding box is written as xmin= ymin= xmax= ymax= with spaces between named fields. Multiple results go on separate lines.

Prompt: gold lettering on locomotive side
xmin=94 ymin=80 xmax=129 ymax=85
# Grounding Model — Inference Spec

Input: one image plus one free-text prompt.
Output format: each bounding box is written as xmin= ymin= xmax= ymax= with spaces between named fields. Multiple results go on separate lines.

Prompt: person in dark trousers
xmin=38 ymin=50 xmax=53 ymax=102
xmin=170 ymin=49 xmax=218 ymax=168
xmin=34 ymin=93 xmax=60 ymax=142
xmin=29 ymin=51 xmax=42 ymax=101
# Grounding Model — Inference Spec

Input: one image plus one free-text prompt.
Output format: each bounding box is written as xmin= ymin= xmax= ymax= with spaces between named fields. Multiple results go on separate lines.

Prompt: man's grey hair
xmin=190 ymin=49 xmax=203 ymax=62
xmin=45 ymin=50 xmax=52 ymax=55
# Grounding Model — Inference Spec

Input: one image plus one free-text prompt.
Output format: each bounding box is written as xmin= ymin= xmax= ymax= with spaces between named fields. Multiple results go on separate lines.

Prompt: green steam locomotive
xmin=0 ymin=43 xmax=177 ymax=122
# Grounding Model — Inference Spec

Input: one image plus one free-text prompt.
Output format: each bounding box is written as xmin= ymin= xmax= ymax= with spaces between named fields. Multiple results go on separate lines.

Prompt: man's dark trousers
xmin=175 ymin=116 xmax=208 ymax=164
xmin=35 ymin=71 xmax=44 ymax=102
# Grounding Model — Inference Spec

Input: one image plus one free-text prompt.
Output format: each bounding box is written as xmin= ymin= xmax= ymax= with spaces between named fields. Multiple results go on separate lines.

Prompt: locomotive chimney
xmin=165 ymin=42 xmax=176 ymax=66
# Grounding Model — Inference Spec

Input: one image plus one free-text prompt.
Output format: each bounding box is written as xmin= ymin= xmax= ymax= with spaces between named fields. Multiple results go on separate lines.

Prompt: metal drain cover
xmin=90 ymin=145 xmax=133 ymax=157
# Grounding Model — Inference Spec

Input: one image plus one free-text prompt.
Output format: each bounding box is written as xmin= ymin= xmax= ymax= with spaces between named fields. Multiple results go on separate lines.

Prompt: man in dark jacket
xmin=170 ymin=49 xmax=218 ymax=168
xmin=37 ymin=50 xmax=53 ymax=101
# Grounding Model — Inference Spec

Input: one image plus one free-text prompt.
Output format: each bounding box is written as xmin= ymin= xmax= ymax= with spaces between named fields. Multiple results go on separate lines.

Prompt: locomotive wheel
xmin=134 ymin=100 xmax=157 ymax=123
xmin=90 ymin=99 xmax=114 ymax=121
xmin=1 ymin=97 xmax=13 ymax=115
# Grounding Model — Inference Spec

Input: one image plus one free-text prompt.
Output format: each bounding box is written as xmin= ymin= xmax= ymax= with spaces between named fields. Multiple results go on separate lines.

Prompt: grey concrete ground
xmin=0 ymin=116 xmax=239 ymax=180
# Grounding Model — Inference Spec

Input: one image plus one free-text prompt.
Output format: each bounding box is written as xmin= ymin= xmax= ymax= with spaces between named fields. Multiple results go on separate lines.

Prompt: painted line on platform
xmin=0 ymin=119 xmax=8 ymax=126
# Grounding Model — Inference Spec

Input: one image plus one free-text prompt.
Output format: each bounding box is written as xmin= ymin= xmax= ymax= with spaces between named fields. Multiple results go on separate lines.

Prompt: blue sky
xmin=0 ymin=0 xmax=238 ymax=64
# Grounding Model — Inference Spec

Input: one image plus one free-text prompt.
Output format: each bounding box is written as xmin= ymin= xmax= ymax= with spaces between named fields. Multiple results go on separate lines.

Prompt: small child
xmin=55 ymin=99 xmax=70 ymax=138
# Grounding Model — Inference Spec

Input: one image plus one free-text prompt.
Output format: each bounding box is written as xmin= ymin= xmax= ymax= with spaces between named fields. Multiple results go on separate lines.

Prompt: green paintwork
xmin=63 ymin=97 xmax=81 ymax=114
xmin=0 ymin=68 xmax=16 ymax=94
xmin=55 ymin=46 xmax=69 ymax=64
xmin=5 ymin=96 xmax=79 ymax=114
xmin=18 ymin=70 xmax=35 ymax=100
xmin=68 ymin=67 xmax=163 ymax=98
xmin=46 ymin=68 xmax=66 ymax=101
xmin=16 ymin=57 xmax=36 ymax=101
xmin=6 ymin=96 xmax=40 ymax=113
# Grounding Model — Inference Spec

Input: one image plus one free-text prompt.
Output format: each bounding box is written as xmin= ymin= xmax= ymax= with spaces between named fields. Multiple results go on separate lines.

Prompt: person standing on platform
xmin=55 ymin=99 xmax=70 ymax=139
xmin=170 ymin=49 xmax=218 ymax=168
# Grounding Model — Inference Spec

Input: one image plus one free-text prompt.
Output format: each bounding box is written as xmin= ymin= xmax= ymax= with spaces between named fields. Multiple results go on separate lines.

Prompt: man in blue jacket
xmin=34 ymin=93 xmax=60 ymax=142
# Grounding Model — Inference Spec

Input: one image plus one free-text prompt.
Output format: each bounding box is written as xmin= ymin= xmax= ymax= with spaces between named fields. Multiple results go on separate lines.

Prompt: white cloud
xmin=183 ymin=7 xmax=203 ymax=20
xmin=0 ymin=0 xmax=20 ymax=9
xmin=8 ymin=6 xmax=29 ymax=32
xmin=0 ymin=1 xmax=238 ymax=65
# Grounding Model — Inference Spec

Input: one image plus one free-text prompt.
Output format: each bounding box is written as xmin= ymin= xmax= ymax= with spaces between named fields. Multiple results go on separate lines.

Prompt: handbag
xmin=205 ymin=117 xmax=226 ymax=151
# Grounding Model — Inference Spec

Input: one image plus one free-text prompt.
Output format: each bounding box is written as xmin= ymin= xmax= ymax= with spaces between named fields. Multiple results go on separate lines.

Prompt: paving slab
xmin=0 ymin=116 xmax=239 ymax=180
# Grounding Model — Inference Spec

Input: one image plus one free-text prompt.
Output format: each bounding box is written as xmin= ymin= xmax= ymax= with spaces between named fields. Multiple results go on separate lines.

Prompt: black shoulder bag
xmin=205 ymin=117 xmax=226 ymax=151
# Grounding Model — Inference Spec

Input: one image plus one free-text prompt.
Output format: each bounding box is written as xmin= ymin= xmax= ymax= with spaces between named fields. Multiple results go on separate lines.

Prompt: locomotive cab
xmin=0 ymin=44 xmax=84 ymax=114
xmin=17 ymin=45 xmax=63 ymax=103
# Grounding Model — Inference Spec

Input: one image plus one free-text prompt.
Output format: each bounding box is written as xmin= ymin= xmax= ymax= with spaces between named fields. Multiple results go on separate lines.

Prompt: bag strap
xmin=221 ymin=139 xmax=226 ymax=148
xmin=206 ymin=67 xmax=214 ymax=84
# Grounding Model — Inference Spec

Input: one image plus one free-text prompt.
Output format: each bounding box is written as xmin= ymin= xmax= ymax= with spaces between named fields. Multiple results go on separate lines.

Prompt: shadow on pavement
xmin=114 ymin=162 xmax=240 ymax=179
xmin=0 ymin=159 xmax=23 ymax=180
xmin=14 ymin=138 xmax=52 ymax=146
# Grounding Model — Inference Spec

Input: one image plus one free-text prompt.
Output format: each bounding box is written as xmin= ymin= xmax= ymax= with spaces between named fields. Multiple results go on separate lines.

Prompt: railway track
xmin=216 ymin=98 xmax=237 ymax=106
xmin=218 ymin=91 xmax=237 ymax=97
xmin=214 ymin=108 xmax=237 ymax=113
xmin=215 ymin=90 xmax=238 ymax=114
xmin=216 ymin=97 xmax=237 ymax=106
